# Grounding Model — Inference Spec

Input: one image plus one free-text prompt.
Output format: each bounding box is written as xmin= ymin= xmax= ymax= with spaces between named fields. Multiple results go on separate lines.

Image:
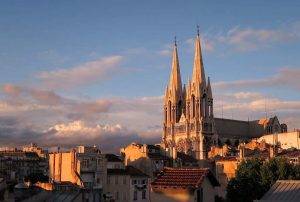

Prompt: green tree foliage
xmin=225 ymin=139 xmax=231 ymax=146
xmin=226 ymin=158 xmax=300 ymax=202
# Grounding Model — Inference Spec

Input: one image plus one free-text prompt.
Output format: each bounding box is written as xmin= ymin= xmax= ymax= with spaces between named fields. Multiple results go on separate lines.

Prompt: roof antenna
xmin=264 ymin=98 xmax=268 ymax=119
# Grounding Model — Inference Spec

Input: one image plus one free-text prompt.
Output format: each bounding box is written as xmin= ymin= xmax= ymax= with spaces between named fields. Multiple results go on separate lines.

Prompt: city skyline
xmin=0 ymin=1 xmax=300 ymax=152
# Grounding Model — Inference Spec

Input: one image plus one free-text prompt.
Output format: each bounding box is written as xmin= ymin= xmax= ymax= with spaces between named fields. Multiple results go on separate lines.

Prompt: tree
xmin=226 ymin=158 xmax=300 ymax=202
xmin=225 ymin=139 xmax=231 ymax=146
xmin=234 ymin=139 xmax=239 ymax=147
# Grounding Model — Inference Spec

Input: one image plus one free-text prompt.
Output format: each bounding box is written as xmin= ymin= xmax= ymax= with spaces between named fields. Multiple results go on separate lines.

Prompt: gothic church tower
xmin=163 ymin=32 xmax=216 ymax=160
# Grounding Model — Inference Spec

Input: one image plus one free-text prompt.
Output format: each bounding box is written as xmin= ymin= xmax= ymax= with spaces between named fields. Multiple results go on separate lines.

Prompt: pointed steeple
xmin=192 ymin=29 xmax=206 ymax=86
xmin=207 ymin=77 xmax=212 ymax=98
xmin=168 ymin=38 xmax=182 ymax=99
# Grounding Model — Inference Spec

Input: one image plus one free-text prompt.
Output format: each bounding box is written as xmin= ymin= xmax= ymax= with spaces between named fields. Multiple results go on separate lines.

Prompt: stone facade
xmin=163 ymin=34 xmax=216 ymax=160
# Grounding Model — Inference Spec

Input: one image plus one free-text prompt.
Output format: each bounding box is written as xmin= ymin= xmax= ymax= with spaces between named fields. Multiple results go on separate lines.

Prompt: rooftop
xmin=151 ymin=167 xmax=219 ymax=190
xmin=257 ymin=180 xmax=300 ymax=202
xmin=107 ymin=165 xmax=148 ymax=177
xmin=105 ymin=154 xmax=123 ymax=162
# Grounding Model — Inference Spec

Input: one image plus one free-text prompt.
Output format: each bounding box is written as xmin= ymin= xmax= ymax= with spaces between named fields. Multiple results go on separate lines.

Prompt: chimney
xmin=238 ymin=143 xmax=245 ymax=160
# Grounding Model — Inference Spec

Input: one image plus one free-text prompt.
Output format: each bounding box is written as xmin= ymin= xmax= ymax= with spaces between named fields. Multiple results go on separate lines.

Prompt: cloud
xmin=217 ymin=22 xmax=300 ymax=51
xmin=0 ymin=117 xmax=160 ymax=153
xmin=0 ymin=84 xmax=162 ymax=152
xmin=36 ymin=55 xmax=124 ymax=89
xmin=186 ymin=37 xmax=215 ymax=52
xmin=214 ymin=68 xmax=300 ymax=90
xmin=214 ymin=91 xmax=300 ymax=130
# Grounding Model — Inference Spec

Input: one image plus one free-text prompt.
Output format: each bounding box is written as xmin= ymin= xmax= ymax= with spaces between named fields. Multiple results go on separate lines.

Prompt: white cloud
xmin=214 ymin=68 xmax=300 ymax=90
xmin=217 ymin=22 xmax=300 ymax=51
xmin=37 ymin=55 xmax=124 ymax=89
xmin=214 ymin=91 xmax=300 ymax=130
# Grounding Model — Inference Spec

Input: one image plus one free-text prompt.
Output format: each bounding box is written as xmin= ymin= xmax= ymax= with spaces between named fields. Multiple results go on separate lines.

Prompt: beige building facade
xmin=106 ymin=166 xmax=150 ymax=202
xmin=49 ymin=146 xmax=107 ymax=202
xmin=258 ymin=131 xmax=300 ymax=149
xmin=121 ymin=143 xmax=171 ymax=180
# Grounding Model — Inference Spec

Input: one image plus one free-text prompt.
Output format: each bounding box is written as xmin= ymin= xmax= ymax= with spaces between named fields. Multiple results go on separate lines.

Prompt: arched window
xmin=202 ymin=94 xmax=207 ymax=117
xmin=177 ymin=100 xmax=182 ymax=122
xmin=164 ymin=107 xmax=167 ymax=122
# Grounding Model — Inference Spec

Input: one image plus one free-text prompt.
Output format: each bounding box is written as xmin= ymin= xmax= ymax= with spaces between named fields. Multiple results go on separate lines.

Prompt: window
xmin=123 ymin=176 xmax=126 ymax=185
xmin=115 ymin=176 xmax=118 ymax=185
xmin=133 ymin=190 xmax=137 ymax=200
xmin=116 ymin=191 xmax=119 ymax=200
xmin=132 ymin=179 xmax=137 ymax=185
xmin=142 ymin=179 xmax=146 ymax=184
xmin=142 ymin=190 xmax=146 ymax=199
xmin=197 ymin=188 xmax=203 ymax=202
xmin=107 ymin=176 xmax=110 ymax=184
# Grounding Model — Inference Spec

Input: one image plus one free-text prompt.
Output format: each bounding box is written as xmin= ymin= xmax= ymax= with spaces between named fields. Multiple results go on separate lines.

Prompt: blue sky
xmin=0 ymin=1 xmax=300 ymax=151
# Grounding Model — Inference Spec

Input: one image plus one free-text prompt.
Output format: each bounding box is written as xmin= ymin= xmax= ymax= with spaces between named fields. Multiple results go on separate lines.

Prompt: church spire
xmin=168 ymin=38 xmax=182 ymax=98
xmin=192 ymin=28 xmax=206 ymax=86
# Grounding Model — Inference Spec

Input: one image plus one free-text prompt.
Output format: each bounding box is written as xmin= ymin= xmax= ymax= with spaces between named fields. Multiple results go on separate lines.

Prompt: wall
xmin=150 ymin=188 xmax=194 ymax=202
xmin=258 ymin=131 xmax=300 ymax=149
xmin=49 ymin=152 xmax=77 ymax=184
xmin=201 ymin=178 xmax=216 ymax=202
xmin=215 ymin=160 xmax=238 ymax=198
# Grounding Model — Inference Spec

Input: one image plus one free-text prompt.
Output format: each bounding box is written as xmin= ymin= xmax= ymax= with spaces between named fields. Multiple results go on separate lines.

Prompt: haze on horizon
xmin=0 ymin=1 xmax=300 ymax=152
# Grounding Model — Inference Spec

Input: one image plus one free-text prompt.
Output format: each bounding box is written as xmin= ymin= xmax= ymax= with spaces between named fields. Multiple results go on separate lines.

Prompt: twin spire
xmin=167 ymin=30 xmax=209 ymax=100
xmin=168 ymin=37 xmax=182 ymax=97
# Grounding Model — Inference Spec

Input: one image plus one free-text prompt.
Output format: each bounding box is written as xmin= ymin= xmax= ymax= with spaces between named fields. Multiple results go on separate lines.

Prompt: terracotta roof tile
xmin=151 ymin=167 xmax=219 ymax=190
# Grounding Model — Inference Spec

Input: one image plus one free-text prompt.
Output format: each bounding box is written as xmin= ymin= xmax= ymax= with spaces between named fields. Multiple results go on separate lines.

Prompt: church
xmin=162 ymin=31 xmax=287 ymax=160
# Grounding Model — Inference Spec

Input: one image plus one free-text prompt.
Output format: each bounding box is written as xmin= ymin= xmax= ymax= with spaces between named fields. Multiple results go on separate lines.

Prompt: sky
xmin=0 ymin=1 xmax=300 ymax=152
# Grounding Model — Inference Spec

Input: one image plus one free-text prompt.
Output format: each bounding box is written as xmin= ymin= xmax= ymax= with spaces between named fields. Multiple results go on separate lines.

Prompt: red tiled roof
xmin=151 ymin=167 xmax=219 ymax=189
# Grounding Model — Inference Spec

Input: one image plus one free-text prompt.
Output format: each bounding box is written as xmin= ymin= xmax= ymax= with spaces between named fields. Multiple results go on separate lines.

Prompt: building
xmin=121 ymin=143 xmax=172 ymax=180
xmin=105 ymin=153 xmax=124 ymax=169
xmin=162 ymin=31 xmax=287 ymax=160
xmin=106 ymin=165 xmax=150 ymax=202
xmin=48 ymin=145 xmax=107 ymax=202
xmin=22 ymin=143 xmax=48 ymax=158
xmin=151 ymin=167 xmax=219 ymax=202
xmin=0 ymin=150 xmax=48 ymax=182
xmin=255 ymin=180 xmax=300 ymax=202
xmin=214 ymin=156 xmax=238 ymax=198
xmin=258 ymin=131 xmax=300 ymax=149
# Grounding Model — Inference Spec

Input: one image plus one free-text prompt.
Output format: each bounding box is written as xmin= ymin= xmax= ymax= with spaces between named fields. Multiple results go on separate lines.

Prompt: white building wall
xmin=258 ymin=131 xmax=300 ymax=149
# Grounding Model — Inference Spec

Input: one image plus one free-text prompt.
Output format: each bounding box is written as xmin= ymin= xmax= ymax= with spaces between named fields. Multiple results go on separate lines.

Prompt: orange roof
xmin=151 ymin=167 xmax=219 ymax=189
